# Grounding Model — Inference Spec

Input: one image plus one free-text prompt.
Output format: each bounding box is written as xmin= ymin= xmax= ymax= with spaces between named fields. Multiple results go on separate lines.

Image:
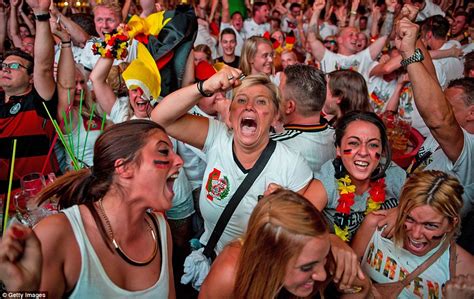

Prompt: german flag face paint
xmin=153 ymin=159 xmax=170 ymax=169
xmin=343 ymin=149 xmax=352 ymax=155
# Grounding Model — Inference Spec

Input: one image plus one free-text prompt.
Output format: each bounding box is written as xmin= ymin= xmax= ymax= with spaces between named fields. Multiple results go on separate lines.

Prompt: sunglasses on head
xmin=0 ymin=62 xmax=28 ymax=71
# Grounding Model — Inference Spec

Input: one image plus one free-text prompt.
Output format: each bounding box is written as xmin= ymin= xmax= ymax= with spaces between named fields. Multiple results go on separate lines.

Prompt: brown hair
xmin=328 ymin=70 xmax=371 ymax=121
xmin=393 ymin=171 xmax=464 ymax=246
xmin=234 ymin=189 xmax=329 ymax=299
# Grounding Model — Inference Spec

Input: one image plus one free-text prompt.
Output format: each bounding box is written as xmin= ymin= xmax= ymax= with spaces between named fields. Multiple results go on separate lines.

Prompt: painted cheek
xmin=153 ymin=159 xmax=170 ymax=169
xmin=343 ymin=149 xmax=352 ymax=155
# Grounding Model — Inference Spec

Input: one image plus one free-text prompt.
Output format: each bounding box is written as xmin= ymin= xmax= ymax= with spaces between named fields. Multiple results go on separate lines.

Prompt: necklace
xmin=96 ymin=199 xmax=158 ymax=266
xmin=334 ymin=175 xmax=386 ymax=242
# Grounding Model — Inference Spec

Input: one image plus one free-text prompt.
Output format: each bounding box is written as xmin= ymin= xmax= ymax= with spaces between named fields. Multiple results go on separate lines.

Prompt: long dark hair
xmin=333 ymin=111 xmax=391 ymax=181
xmin=38 ymin=119 xmax=166 ymax=208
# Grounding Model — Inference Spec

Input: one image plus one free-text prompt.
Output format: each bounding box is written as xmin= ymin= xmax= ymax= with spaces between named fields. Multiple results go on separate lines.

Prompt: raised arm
xmin=307 ymin=0 xmax=327 ymax=62
xmin=27 ymin=0 xmax=56 ymax=100
xmin=0 ymin=3 xmax=6 ymax=55
xmin=348 ymin=0 xmax=359 ymax=28
xmin=9 ymin=0 xmax=23 ymax=48
xmin=19 ymin=2 xmax=36 ymax=35
xmin=367 ymin=0 xmax=397 ymax=60
xmin=88 ymin=57 xmax=117 ymax=114
xmin=221 ymin=0 xmax=230 ymax=24
xmin=121 ymin=0 xmax=131 ymax=22
xmin=50 ymin=5 xmax=90 ymax=47
xmin=396 ymin=17 xmax=464 ymax=163
xmin=151 ymin=66 xmax=241 ymax=149
xmin=54 ymin=23 xmax=75 ymax=125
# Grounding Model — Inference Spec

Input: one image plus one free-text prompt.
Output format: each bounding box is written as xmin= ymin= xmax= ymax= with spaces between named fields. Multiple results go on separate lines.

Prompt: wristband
xmin=34 ymin=12 xmax=51 ymax=21
xmin=350 ymin=10 xmax=357 ymax=15
xmin=62 ymin=40 xmax=71 ymax=44
xmin=197 ymin=80 xmax=213 ymax=97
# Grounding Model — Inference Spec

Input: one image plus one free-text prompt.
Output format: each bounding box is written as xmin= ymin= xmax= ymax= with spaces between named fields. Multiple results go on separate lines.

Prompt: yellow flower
xmin=366 ymin=199 xmax=382 ymax=214
xmin=334 ymin=225 xmax=350 ymax=242
xmin=337 ymin=176 xmax=356 ymax=194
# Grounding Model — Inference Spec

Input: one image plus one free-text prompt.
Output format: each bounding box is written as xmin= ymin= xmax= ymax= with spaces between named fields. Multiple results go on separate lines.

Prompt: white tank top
xmin=63 ymin=205 xmax=170 ymax=298
xmin=362 ymin=228 xmax=451 ymax=299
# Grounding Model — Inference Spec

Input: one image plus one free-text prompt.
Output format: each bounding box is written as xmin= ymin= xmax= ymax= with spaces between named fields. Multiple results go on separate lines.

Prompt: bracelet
xmin=34 ymin=12 xmax=51 ymax=21
xmin=196 ymin=80 xmax=213 ymax=97
xmin=62 ymin=40 xmax=71 ymax=44
xmin=350 ymin=10 xmax=357 ymax=15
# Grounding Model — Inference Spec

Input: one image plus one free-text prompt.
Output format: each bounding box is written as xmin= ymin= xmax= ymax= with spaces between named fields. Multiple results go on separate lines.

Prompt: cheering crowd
xmin=0 ymin=0 xmax=473 ymax=297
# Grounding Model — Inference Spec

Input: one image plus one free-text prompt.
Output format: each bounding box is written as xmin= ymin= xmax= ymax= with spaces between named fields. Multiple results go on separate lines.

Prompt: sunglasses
xmin=323 ymin=40 xmax=336 ymax=45
xmin=0 ymin=62 xmax=29 ymax=71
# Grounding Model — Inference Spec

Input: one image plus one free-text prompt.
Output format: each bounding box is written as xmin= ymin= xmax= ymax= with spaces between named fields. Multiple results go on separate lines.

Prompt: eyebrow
xmin=407 ymin=215 xmax=443 ymax=225
xmin=347 ymin=136 xmax=381 ymax=142
xmin=156 ymin=140 xmax=171 ymax=147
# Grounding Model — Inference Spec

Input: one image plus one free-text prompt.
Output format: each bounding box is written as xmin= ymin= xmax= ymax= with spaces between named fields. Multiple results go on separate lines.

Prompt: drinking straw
xmin=2 ymin=139 xmax=17 ymax=237
xmin=81 ymin=103 xmax=96 ymax=165
xmin=76 ymin=89 xmax=84 ymax=159
xmin=67 ymin=90 xmax=75 ymax=154
xmin=100 ymin=111 xmax=107 ymax=132
xmin=42 ymin=102 xmax=80 ymax=170
xmin=62 ymin=110 xmax=73 ymax=151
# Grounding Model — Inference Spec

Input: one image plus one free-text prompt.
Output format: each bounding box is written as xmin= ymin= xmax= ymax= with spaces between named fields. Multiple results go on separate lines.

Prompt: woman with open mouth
xmin=0 ymin=120 xmax=183 ymax=297
xmin=152 ymin=66 xmax=365 ymax=292
xmin=314 ymin=111 xmax=406 ymax=242
xmin=351 ymin=170 xmax=474 ymax=299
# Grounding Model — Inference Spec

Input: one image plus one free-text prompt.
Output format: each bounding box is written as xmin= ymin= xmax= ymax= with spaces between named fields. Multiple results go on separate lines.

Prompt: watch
xmin=400 ymin=48 xmax=424 ymax=67
xmin=34 ymin=13 xmax=51 ymax=21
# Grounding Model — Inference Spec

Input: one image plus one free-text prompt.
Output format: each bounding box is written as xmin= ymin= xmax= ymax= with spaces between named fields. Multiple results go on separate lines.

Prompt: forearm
xmin=89 ymin=57 xmax=116 ymax=114
xmin=9 ymin=6 xmax=22 ymax=47
xmin=20 ymin=11 xmax=36 ymax=35
xmin=380 ymin=11 xmax=394 ymax=37
xmin=121 ymin=0 xmax=131 ymax=21
xmin=0 ymin=12 xmax=6 ymax=54
xmin=151 ymin=82 xmax=203 ymax=127
xmin=33 ymin=12 xmax=56 ymax=100
xmin=385 ymin=82 xmax=404 ymax=112
xmin=57 ymin=14 xmax=90 ymax=47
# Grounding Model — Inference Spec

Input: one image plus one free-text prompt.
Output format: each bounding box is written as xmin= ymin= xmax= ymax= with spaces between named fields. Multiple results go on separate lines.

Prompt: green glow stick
xmin=81 ymin=103 xmax=96 ymax=166
xmin=42 ymin=102 xmax=80 ymax=170
xmin=101 ymin=111 xmax=107 ymax=132
xmin=76 ymin=89 xmax=84 ymax=159
xmin=3 ymin=139 xmax=17 ymax=236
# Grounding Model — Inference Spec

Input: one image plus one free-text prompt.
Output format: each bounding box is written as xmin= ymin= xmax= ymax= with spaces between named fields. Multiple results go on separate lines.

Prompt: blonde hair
xmin=239 ymin=36 xmax=274 ymax=76
xmin=393 ymin=170 xmax=464 ymax=246
xmin=93 ymin=1 xmax=122 ymax=22
xmin=232 ymin=74 xmax=281 ymax=112
xmin=234 ymin=189 xmax=328 ymax=299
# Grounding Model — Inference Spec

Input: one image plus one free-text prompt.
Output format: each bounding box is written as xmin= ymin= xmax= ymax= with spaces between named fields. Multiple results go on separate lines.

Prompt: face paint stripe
xmin=343 ymin=149 xmax=352 ymax=155
xmin=153 ymin=160 xmax=170 ymax=169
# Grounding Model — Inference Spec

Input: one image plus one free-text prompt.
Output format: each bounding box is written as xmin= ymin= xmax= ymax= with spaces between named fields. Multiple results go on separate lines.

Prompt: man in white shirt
xmin=242 ymin=1 xmax=271 ymax=39
xmin=421 ymin=15 xmax=463 ymax=88
xmin=405 ymin=0 xmax=444 ymax=22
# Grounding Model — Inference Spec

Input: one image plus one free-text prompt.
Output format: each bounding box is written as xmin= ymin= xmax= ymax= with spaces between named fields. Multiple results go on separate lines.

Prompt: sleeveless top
xmin=63 ymin=206 xmax=170 ymax=298
xmin=362 ymin=228 xmax=452 ymax=299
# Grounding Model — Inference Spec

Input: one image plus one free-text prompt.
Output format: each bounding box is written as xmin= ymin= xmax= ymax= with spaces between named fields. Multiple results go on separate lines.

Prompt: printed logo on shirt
xmin=205 ymin=168 xmax=230 ymax=201
xmin=9 ymin=103 xmax=21 ymax=115
xmin=335 ymin=60 xmax=360 ymax=72
xmin=365 ymin=241 xmax=442 ymax=299
xmin=370 ymin=88 xmax=390 ymax=114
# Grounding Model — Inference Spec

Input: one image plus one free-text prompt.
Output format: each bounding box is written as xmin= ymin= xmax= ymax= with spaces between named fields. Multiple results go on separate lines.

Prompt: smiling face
xmin=129 ymin=88 xmax=151 ymax=118
xmin=337 ymin=27 xmax=359 ymax=55
xmin=73 ymin=69 xmax=87 ymax=103
xmin=230 ymin=84 xmax=278 ymax=150
xmin=94 ymin=7 xmax=120 ymax=39
xmin=451 ymin=15 xmax=467 ymax=36
xmin=403 ymin=205 xmax=453 ymax=256
xmin=251 ymin=42 xmax=274 ymax=75
xmin=283 ymin=234 xmax=330 ymax=297
xmin=221 ymin=33 xmax=237 ymax=57
xmin=336 ymin=120 xmax=383 ymax=186
xmin=132 ymin=130 xmax=183 ymax=210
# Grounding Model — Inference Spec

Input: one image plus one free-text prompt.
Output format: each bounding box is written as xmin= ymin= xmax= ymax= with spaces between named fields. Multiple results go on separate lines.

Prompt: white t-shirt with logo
xmin=199 ymin=119 xmax=313 ymax=253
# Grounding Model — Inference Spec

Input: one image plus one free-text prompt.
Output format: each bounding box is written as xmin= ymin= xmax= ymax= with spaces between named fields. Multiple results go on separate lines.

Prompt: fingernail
xmin=11 ymin=226 xmax=25 ymax=239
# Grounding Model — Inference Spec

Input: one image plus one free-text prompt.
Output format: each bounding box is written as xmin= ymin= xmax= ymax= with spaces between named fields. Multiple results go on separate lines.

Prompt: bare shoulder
xmin=199 ymin=242 xmax=241 ymax=299
xmin=455 ymin=244 xmax=474 ymax=276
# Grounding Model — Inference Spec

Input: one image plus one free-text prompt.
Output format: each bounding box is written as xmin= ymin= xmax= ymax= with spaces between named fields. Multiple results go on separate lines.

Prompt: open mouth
xmin=354 ymin=160 xmax=369 ymax=168
xmin=240 ymin=117 xmax=257 ymax=135
xmin=166 ymin=173 xmax=179 ymax=193
xmin=135 ymin=100 xmax=149 ymax=111
xmin=406 ymin=237 xmax=427 ymax=253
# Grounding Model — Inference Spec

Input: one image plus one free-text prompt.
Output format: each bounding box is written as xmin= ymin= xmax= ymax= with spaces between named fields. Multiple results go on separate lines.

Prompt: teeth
xmin=168 ymin=173 xmax=178 ymax=179
xmin=354 ymin=161 xmax=368 ymax=167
